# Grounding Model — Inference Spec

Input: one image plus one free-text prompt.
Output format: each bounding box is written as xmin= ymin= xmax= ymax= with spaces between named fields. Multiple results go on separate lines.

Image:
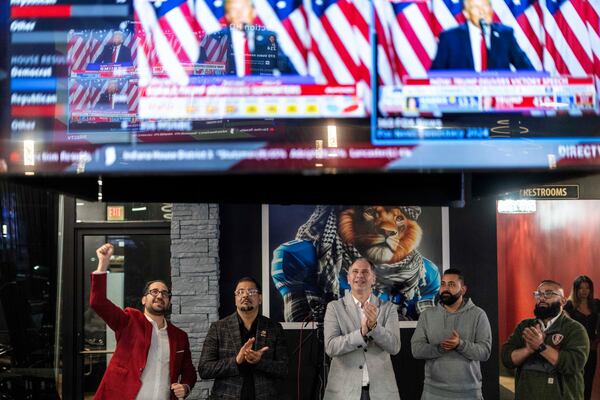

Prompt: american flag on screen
xmin=131 ymin=0 xmax=599 ymax=85
xmin=68 ymin=79 xmax=138 ymax=113
xmin=430 ymin=0 xmax=599 ymax=77
xmin=67 ymin=30 xmax=138 ymax=73
xmin=134 ymin=0 xmax=202 ymax=85
xmin=134 ymin=0 xmax=379 ymax=92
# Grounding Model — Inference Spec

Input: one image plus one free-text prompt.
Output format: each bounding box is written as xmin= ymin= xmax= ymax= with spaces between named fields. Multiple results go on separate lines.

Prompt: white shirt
xmin=467 ymin=21 xmax=485 ymax=72
xmin=135 ymin=315 xmax=171 ymax=400
xmin=112 ymin=45 xmax=122 ymax=63
xmin=352 ymin=295 xmax=370 ymax=387
xmin=539 ymin=312 xmax=561 ymax=332
xmin=231 ymin=28 xmax=246 ymax=77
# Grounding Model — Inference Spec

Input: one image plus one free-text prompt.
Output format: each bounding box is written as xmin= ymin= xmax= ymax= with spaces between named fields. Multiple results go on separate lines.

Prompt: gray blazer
xmin=323 ymin=293 xmax=401 ymax=400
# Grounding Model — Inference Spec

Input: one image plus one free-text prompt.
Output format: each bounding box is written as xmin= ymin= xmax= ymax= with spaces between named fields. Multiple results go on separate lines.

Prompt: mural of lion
xmin=271 ymin=205 xmax=440 ymax=322
xmin=338 ymin=206 xmax=423 ymax=264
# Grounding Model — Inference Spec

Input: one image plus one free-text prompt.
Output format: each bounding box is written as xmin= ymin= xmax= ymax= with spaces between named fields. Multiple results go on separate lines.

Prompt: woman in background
xmin=565 ymin=275 xmax=600 ymax=400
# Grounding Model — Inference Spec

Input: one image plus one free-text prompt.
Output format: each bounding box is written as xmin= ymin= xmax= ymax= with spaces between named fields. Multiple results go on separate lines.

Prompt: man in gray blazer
xmin=324 ymin=258 xmax=401 ymax=400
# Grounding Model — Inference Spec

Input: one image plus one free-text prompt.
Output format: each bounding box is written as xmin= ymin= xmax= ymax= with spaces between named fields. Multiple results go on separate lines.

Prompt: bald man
xmin=502 ymin=279 xmax=589 ymax=400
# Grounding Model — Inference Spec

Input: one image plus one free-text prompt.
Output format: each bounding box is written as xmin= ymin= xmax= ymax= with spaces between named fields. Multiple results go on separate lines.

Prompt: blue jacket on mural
xmin=271 ymin=239 xmax=440 ymax=322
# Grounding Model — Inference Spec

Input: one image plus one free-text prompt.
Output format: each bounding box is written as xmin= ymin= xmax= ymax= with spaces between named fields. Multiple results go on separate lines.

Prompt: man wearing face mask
xmin=411 ymin=268 xmax=491 ymax=399
xmin=502 ymin=279 xmax=589 ymax=400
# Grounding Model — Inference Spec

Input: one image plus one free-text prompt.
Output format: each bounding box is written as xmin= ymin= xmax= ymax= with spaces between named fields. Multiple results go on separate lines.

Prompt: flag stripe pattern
xmin=65 ymin=0 xmax=596 ymax=92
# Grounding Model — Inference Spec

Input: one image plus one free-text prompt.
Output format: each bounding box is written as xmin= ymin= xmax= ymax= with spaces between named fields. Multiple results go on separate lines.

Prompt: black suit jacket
xmin=94 ymin=44 xmax=132 ymax=64
xmin=198 ymin=27 xmax=296 ymax=75
xmin=198 ymin=312 xmax=289 ymax=400
xmin=431 ymin=23 xmax=534 ymax=71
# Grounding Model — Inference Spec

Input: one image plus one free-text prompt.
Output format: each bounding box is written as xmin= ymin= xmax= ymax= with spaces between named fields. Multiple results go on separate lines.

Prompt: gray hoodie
xmin=411 ymin=298 xmax=492 ymax=399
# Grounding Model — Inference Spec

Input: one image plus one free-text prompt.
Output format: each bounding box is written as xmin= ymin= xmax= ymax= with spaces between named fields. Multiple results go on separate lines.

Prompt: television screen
xmin=373 ymin=0 xmax=600 ymax=169
xmin=1 ymin=0 xmax=600 ymax=175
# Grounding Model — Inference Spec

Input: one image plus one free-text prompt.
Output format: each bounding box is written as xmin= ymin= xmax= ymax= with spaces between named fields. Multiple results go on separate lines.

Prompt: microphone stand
xmin=313 ymin=318 xmax=329 ymax=400
xmin=292 ymin=306 xmax=329 ymax=400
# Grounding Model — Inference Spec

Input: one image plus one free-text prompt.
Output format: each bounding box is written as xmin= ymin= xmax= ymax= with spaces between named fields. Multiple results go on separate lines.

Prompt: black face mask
xmin=439 ymin=291 xmax=461 ymax=306
xmin=534 ymin=301 xmax=562 ymax=320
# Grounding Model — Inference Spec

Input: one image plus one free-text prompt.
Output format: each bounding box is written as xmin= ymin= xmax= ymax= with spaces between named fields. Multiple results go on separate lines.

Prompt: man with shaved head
xmin=502 ymin=279 xmax=589 ymax=400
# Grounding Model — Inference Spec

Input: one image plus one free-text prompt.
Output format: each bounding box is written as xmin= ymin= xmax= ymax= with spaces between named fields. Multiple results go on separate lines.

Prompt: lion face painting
xmin=338 ymin=206 xmax=423 ymax=265
xmin=271 ymin=205 xmax=441 ymax=321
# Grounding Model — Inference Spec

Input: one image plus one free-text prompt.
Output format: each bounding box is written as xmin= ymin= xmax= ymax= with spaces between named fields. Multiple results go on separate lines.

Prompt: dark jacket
xmin=431 ymin=23 xmax=534 ymax=71
xmin=502 ymin=312 xmax=589 ymax=400
xmin=94 ymin=44 xmax=132 ymax=64
xmin=198 ymin=27 xmax=296 ymax=75
xmin=198 ymin=312 xmax=289 ymax=400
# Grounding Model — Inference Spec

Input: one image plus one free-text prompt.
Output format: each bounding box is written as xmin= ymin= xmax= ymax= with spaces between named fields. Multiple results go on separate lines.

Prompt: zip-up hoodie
xmin=411 ymin=298 xmax=492 ymax=399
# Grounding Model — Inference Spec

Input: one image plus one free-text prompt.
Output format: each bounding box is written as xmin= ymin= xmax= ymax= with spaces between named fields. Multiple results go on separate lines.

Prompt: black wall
xmin=219 ymin=202 xmax=499 ymax=400
xmin=219 ymin=204 xmax=263 ymax=317
xmin=449 ymin=198 xmax=499 ymax=400
xmin=0 ymin=181 xmax=60 ymax=398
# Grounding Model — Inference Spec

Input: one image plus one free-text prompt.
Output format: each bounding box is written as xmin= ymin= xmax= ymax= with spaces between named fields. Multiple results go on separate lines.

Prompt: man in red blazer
xmin=90 ymin=243 xmax=197 ymax=400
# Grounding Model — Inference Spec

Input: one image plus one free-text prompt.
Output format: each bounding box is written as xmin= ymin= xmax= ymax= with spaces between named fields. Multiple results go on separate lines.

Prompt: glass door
xmin=78 ymin=234 xmax=170 ymax=400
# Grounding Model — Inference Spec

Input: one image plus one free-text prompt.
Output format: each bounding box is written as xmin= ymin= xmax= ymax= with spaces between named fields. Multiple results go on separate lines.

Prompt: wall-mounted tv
xmin=373 ymin=0 xmax=600 ymax=169
xmin=1 ymin=0 xmax=599 ymax=175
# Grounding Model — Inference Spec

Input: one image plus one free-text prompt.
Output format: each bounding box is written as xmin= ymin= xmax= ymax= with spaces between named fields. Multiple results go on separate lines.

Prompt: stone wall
xmin=170 ymin=204 xmax=219 ymax=399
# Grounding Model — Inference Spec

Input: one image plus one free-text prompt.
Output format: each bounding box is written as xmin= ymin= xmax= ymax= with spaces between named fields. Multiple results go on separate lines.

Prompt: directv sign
xmin=519 ymin=185 xmax=579 ymax=200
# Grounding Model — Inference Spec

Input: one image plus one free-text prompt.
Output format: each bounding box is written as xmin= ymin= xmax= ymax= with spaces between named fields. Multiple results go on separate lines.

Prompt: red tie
xmin=112 ymin=46 xmax=117 ymax=63
xmin=480 ymin=34 xmax=487 ymax=71
xmin=243 ymin=35 xmax=251 ymax=76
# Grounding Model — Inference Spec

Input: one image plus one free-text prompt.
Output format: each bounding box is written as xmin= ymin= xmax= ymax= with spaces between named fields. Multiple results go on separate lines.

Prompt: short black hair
xmin=443 ymin=268 xmax=465 ymax=284
xmin=142 ymin=280 xmax=170 ymax=297
xmin=234 ymin=276 xmax=262 ymax=293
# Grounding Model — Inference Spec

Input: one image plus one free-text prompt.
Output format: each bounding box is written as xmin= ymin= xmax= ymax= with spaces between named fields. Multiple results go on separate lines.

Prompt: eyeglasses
xmin=533 ymin=290 xmax=561 ymax=300
xmin=234 ymin=288 xmax=260 ymax=297
xmin=146 ymin=289 xmax=171 ymax=299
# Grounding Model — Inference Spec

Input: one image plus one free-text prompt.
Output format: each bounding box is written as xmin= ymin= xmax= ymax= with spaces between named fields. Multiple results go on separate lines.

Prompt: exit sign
xmin=107 ymin=206 xmax=125 ymax=221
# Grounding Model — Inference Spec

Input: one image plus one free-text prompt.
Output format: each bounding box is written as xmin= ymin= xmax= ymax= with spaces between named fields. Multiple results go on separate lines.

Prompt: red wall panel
xmin=498 ymin=200 xmax=600 ymax=344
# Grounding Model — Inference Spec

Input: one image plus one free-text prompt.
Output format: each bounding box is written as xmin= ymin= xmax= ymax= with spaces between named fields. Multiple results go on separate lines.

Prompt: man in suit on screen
xmin=94 ymin=31 xmax=132 ymax=65
xmin=198 ymin=0 xmax=295 ymax=76
xmin=430 ymin=0 xmax=534 ymax=72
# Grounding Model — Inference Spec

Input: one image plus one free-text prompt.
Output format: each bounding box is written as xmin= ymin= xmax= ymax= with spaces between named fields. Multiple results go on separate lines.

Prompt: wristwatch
xmin=368 ymin=321 xmax=377 ymax=332
xmin=536 ymin=342 xmax=547 ymax=353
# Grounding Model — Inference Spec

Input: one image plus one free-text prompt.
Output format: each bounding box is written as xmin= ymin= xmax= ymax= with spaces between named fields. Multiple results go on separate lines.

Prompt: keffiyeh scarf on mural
xmin=372 ymin=251 xmax=426 ymax=301
xmin=296 ymin=205 xmax=426 ymax=302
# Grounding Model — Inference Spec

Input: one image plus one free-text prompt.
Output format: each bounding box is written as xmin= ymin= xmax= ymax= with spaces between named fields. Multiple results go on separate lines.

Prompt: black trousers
xmin=360 ymin=385 xmax=370 ymax=400
xmin=584 ymin=350 xmax=597 ymax=400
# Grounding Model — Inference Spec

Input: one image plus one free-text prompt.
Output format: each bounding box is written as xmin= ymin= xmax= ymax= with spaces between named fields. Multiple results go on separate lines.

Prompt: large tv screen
xmin=373 ymin=0 xmax=600 ymax=169
xmin=1 ymin=0 xmax=599 ymax=175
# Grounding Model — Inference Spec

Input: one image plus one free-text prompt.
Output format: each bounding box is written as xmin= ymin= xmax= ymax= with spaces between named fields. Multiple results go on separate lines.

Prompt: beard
xmin=239 ymin=300 xmax=255 ymax=312
xmin=439 ymin=291 xmax=461 ymax=306
xmin=145 ymin=302 xmax=167 ymax=316
xmin=534 ymin=301 xmax=562 ymax=320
